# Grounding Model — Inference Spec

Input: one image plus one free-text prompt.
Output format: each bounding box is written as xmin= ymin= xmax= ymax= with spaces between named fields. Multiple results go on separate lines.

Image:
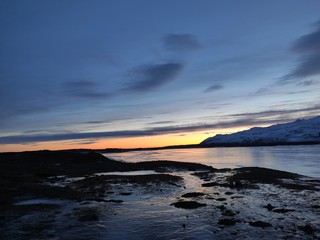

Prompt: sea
xmin=103 ymin=145 xmax=320 ymax=178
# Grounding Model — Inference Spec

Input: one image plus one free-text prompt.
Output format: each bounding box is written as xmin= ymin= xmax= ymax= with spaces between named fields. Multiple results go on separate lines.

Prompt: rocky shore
xmin=0 ymin=150 xmax=319 ymax=239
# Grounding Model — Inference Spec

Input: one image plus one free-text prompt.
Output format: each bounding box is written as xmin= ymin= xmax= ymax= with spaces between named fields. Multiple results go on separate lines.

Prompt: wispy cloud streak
xmin=125 ymin=63 xmax=184 ymax=92
xmin=65 ymin=80 xmax=112 ymax=99
xmin=204 ymin=84 xmax=223 ymax=93
xmin=231 ymin=105 xmax=320 ymax=118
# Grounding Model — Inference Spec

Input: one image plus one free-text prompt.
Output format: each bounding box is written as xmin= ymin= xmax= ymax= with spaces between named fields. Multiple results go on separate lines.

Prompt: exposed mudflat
xmin=0 ymin=150 xmax=319 ymax=239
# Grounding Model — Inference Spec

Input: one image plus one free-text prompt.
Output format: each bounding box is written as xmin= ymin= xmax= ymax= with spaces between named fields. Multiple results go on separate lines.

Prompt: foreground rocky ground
xmin=0 ymin=150 xmax=319 ymax=239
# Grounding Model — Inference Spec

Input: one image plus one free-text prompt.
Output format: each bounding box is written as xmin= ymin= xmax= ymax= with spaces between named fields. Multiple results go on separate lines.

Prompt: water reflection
xmin=95 ymin=170 xmax=158 ymax=176
xmin=104 ymin=145 xmax=320 ymax=177
xmin=246 ymin=146 xmax=320 ymax=177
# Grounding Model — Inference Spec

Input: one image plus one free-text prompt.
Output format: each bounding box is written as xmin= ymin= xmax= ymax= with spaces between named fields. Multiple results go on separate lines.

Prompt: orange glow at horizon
xmin=0 ymin=126 xmax=254 ymax=153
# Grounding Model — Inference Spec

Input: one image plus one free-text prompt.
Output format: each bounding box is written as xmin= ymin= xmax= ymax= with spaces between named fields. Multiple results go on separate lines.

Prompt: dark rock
xmin=75 ymin=206 xmax=100 ymax=222
xmin=78 ymin=213 xmax=99 ymax=222
xmin=106 ymin=199 xmax=123 ymax=203
xmin=225 ymin=191 xmax=234 ymax=195
xmin=272 ymin=208 xmax=295 ymax=213
xmin=217 ymin=205 xmax=226 ymax=211
xmin=249 ymin=221 xmax=272 ymax=228
xmin=202 ymin=182 xmax=218 ymax=187
xmin=222 ymin=210 xmax=237 ymax=217
xmin=202 ymin=182 xmax=230 ymax=188
xmin=227 ymin=167 xmax=312 ymax=190
xmin=231 ymin=196 xmax=244 ymax=199
xmin=86 ymin=198 xmax=109 ymax=202
xmin=218 ymin=218 xmax=239 ymax=226
xmin=171 ymin=201 xmax=206 ymax=209
xmin=120 ymin=192 xmax=132 ymax=196
xmin=84 ymin=198 xmax=123 ymax=203
xmin=311 ymin=204 xmax=320 ymax=209
xmin=181 ymin=192 xmax=205 ymax=198
xmin=21 ymin=220 xmax=53 ymax=233
xmin=263 ymin=203 xmax=275 ymax=211
xmin=134 ymin=160 xmax=215 ymax=172
xmin=234 ymin=181 xmax=243 ymax=188
xmin=298 ymin=224 xmax=315 ymax=235
xmin=215 ymin=198 xmax=227 ymax=201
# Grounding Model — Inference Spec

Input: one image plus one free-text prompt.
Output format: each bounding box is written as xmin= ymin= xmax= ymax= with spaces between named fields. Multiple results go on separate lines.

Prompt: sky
xmin=1 ymin=0 xmax=320 ymax=152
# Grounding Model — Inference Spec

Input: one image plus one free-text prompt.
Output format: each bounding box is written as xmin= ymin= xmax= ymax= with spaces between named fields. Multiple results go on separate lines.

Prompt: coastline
xmin=0 ymin=150 xmax=319 ymax=239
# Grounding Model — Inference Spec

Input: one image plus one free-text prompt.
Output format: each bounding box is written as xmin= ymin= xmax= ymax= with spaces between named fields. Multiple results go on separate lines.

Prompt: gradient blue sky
xmin=1 ymin=0 xmax=320 ymax=151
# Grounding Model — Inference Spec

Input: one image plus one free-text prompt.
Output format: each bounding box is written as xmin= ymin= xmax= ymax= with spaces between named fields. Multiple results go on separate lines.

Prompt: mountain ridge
xmin=201 ymin=116 xmax=320 ymax=146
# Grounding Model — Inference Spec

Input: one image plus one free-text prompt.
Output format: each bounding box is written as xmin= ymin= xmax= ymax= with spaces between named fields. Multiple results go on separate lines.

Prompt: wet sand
xmin=0 ymin=150 xmax=319 ymax=239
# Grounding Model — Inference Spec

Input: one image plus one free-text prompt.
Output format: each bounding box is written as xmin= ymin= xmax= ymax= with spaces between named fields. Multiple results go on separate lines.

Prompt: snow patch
xmin=202 ymin=116 xmax=320 ymax=145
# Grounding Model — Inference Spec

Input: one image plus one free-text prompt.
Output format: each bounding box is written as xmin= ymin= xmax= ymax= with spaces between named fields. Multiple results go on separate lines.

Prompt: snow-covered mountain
xmin=201 ymin=116 xmax=320 ymax=146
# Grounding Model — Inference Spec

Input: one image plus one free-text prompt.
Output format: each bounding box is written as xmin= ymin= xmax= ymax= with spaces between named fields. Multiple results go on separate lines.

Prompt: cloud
xmin=291 ymin=24 xmax=320 ymax=53
xmin=68 ymin=139 xmax=99 ymax=145
xmin=0 ymin=117 xmax=302 ymax=145
xmin=204 ymin=84 xmax=223 ymax=93
xmin=65 ymin=80 xmax=112 ymax=99
xmin=284 ymin=54 xmax=320 ymax=79
xmin=125 ymin=62 xmax=184 ymax=92
xmin=231 ymin=104 xmax=320 ymax=118
xmin=163 ymin=34 xmax=202 ymax=52
xmin=148 ymin=121 xmax=177 ymax=125
xmin=281 ymin=20 xmax=320 ymax=82
xmin=253 ymin=87 xmax=273 ymax=95
xmin=296 ymin=80 xmax=318 ymax=86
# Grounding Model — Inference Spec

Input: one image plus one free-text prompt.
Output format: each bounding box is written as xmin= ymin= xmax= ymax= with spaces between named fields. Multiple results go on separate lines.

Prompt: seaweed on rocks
xmin=181 ymin=192 xmax=205 ymax=198
xmin=249 ymin=221 xmax=272 ymax=228
xmin=218 ymin=218 xmax=240 ymax=226
xmin=171 ymin=201 xmax=207 ymax=209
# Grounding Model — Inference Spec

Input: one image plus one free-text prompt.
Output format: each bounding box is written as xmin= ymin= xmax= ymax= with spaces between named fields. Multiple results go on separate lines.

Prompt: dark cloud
xmin=296 ymin=80 xmax=318 ymax=86
xmin=65 ymin=80 xmax=112 ymax=99
xmin=163 ymin=34 xmax=202 ymax=52
xmin=286 ymin=90 xmax=311 ymax=95
xmin=231 ymin=104 xmax=320 ymax=118
xmin=281 ymin=20 xmax=320 ymax=82
xmin=284 ymin=54 xmax=320 ymax=79
xmin=0 ymin=95 xmax=64 ymax=130
xmin=69 ymin=139 xmax=99 ymax=145
xmin=204 ymin=84 xmax=223 ymax=93
xmin=0 ymin=131 xmax=146 ymax=144
xmin=82 ymin=116 xmax=138 ymax=125
xmin=148 ymin=121 xmax=177 ymax=125
xmin=291 ymin=26 xmax=320 ymax=53
xmin=125 ymin=63 xmax=184 ymax=92
xmin=253 ymin=86 xmax=313 ymax=96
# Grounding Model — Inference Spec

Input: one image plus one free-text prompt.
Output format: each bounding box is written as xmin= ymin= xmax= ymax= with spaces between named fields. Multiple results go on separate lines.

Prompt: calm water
xmin=104 ymin=145 xmax=320 ymax=178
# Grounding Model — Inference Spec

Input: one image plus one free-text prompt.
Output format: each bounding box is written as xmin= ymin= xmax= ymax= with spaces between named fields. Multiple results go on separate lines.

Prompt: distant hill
xmin=201 ymin=116 xmax=320 ymax=147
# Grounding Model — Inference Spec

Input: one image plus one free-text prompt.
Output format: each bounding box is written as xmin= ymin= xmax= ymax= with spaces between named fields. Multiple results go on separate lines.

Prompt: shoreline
xmin=0 ymin=150 xmax=319 ymax=239
xmin=2 ymin=142 xmax=320 ymax=154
